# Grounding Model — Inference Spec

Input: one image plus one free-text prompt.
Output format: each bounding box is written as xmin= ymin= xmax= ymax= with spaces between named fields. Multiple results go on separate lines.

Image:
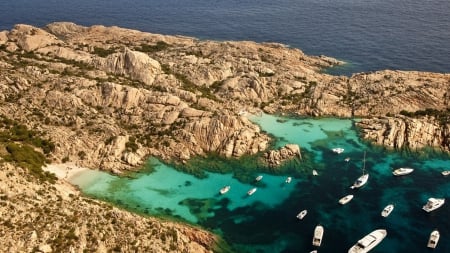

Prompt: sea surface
xmin=1 ymin=0 xmax=450 ymax=75
xmin=70 ymin=114 xmax=450 ymax=253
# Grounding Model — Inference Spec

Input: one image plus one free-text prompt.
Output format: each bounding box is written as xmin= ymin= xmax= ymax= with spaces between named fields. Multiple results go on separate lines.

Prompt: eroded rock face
xmin=357 ymin=116 xmax=450 ymax=152
xmin=93 ymin=48 xmax=162 ymax=86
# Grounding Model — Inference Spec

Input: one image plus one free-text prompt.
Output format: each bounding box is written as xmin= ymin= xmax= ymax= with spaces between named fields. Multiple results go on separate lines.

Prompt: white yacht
xmin=312 ymin=225 xmax=324 ymax=247
xmin=285 ymin=177 xmax=292 ymax=183
xmin=381 ymin=204 xmax=394 ymax=217
xmin=442 ymin=170 xmax=450 ymax=176
xmin=422 ymin=198 xmax=445 ymax=212
xmin=296 ymin=209 xmax=307 ymax=220
xmin=219 ymin=185 xmax=230 ymax=195
xmin=351 ymin=152 xmax=368 ymax=189
xmin=427 ymin=230 xmax=440 ymax=249
xmin=255 ymin=175 xmax=263 ymax=181
xmin=332 ymin=147 xmax=344 ymax=154
xmin=247 ymin=187 xmax=257 ymax=196
xmin=312 ymin=170 xmax=319 ymax=176
xmin=339 ymin=194 xmax=354 ymax=205
xmin=348 ymin=229 xmax=387 ymax=253
xmin=392 ymin=167 xmax=414 ymax=176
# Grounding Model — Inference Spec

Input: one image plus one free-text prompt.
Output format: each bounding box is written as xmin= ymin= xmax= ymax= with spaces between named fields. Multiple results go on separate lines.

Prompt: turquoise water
xmin=72 ymin=114 xmax=450 ymax=252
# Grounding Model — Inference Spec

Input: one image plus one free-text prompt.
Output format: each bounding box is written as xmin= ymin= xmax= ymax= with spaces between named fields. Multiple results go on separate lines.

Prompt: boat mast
xmin=362 ymin=151 xmax=366 ymax=175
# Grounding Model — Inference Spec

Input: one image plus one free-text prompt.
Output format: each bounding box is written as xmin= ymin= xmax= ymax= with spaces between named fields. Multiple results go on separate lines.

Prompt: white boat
xmin=345 ymin=157 xmax=351 ymax=162
xmin=247 ymin=187 xmax=257 ymax=196
xmin=348 ymin=229 xmax=387 ymax=253
xmin=296 ymin=209 xmax=308 ymax=220
xmin=312 ymin=170 xmax=319 ymax=176
xmin=312 ymin=224 xmax=324 ymax=247
xmin=285 ymin=177 xmax=292 ymax=183
xmin=442 ymin=170 xmax=450 ymax=176
xmin=427 ymin=230 xmax=440 ymax=249
xmin=351 ymin=152 xmax=369 ymax=189
xmin=255 ymin=175 xmax=263 ymax=181
xmin=310 ymin=251 xmax=318 ymax=253
xmin=339 ymin=194 xmax=354 ymax=205
xmin=381 ymin=204 xmax=394 ymax=217
xmin=422 ymin=198 xmax=445 ymax=212
xmin=219 ymin=185 xmax=230 ymax=194
xmin=332 ymin=147 xmax=344 ymax=154
xmin=392 ymin=167 xmax=414 ymax=176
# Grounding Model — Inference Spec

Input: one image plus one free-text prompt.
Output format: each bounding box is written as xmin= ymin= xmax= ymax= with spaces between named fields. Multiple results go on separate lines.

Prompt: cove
xmin=70 ymin=114 xmax=450 ymax=253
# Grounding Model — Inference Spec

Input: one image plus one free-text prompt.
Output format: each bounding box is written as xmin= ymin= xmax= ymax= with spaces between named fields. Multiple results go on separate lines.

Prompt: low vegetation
xmin=0 ymin=115 xmax=56 ymax=183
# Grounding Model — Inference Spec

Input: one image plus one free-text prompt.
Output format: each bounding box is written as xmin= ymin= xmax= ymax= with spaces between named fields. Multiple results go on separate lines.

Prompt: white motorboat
xmin=219 ymin=185 xmax=230 ymax=194
xmin=310 ymin=250 xmax=318 ymax=253
xmin=255 ymin=175 xmax=263 ymax=181
xmin=312 ymin=170 xmax=319 ymax=176
xmin=345 ymin=157 xmax=351 ymax=162
xmin=348 ymin=229 xmax=387 ymax=253
xmin=392 ymin=167 xmax=414 ymax=176
xmin=285 ymin=177 xmax=292 ymax=183
xmin=332 ymin=147 xmax=344 ymax=154
xmin=247 ymin=187 xmax=257 ymax=196
xmin=381 ymin=204 xmax=394 ymax=217
xmin=351 ymin=152 xmax=368 ymax=189
xmin=296 ymin=209 xmax=308 ymax=220
xmin=422 ymin=198 xmax=445 ymax=212
xmin=339 ymin=194 xmax=354 ymax=205
xmin=442 ymin=170 xmax=450 ymax=176
xmin=427 ymin=230 xmax=440 ymax=249
xmin=312 ymin=224 xmax=324 ymax=247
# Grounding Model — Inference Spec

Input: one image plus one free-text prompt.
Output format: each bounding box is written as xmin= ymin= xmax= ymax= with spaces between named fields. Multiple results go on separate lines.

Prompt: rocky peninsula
xmin=0 ymin=22 xmax=449 ymax=252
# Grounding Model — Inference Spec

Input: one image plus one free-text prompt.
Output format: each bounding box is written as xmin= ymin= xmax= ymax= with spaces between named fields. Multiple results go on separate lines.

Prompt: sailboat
xmin=351 ymin=152 xmax=369 ymax=189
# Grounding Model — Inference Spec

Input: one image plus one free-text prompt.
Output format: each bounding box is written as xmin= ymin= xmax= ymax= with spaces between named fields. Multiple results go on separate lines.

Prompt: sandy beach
xmin=43 ymin=163 xmax=91 ymax=181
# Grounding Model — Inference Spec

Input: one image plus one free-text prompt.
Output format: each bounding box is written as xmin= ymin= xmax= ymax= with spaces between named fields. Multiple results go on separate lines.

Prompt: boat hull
xmin=381 ymin=204 xmax=394 ymax=217
xmin=339 ymin=195 xmax=354 ymax=205
xmin=392 ymin=168 xmax=414 ymax=176
xmin=312 ymin=225 xmax=324 ymax=247
xmin=348 ymin=229 xmax=387 ymax=253
xmin=427 ymin=230 xmax=440 ymax=249
xmin=422 ymin=198 xmax=445 ymax=212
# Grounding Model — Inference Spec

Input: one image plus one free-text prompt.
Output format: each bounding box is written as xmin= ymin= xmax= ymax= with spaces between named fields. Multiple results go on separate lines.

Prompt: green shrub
xmin=136 ymin=41 xmax=170 ymax=53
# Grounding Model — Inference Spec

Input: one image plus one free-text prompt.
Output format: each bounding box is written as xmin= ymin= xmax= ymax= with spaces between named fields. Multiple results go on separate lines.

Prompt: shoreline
xmin=43 ymin=163 xmax=92 ymax=181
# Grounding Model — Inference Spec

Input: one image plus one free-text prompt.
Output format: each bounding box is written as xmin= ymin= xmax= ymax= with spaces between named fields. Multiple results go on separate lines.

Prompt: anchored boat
xmin=339 ymin=194 xmax=354 ymax=205
xmin=348 ymin=229 xmax=387 ymax=253
xmin=312 ymin=224 xmax=324 ymax=247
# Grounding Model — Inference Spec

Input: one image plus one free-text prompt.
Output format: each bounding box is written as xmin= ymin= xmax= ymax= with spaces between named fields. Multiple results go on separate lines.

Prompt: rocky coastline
xmin=0 ymin=22 xmax=449 ymax=252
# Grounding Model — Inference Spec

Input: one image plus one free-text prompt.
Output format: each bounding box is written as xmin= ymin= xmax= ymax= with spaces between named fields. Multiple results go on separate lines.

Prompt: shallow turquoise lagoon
xmin=72 ymin=114 xmax=450 ymax=253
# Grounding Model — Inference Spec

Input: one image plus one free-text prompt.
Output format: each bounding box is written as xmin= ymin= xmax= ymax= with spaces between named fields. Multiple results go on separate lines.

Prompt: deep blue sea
xmin=70 ymin=115 xmax=450 ymax=253
xmin=1 ymin=0 xmax=450 ymax=75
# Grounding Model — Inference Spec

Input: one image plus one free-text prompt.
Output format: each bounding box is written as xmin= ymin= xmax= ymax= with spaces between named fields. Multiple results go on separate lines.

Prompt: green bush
xmin=136 ymin=41 xmax=170 ymax=53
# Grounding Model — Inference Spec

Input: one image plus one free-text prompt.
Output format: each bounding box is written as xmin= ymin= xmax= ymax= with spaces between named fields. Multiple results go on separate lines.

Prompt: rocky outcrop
xmin=93 ymin=48 xmax=162 ymax=86
xmin=7 ymin=24 xmax=63 ymax=51
xmin=357 ymin=116 xmax=450 ymax=152
xmin=264 ymin=144 xmax=302 ymax=167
